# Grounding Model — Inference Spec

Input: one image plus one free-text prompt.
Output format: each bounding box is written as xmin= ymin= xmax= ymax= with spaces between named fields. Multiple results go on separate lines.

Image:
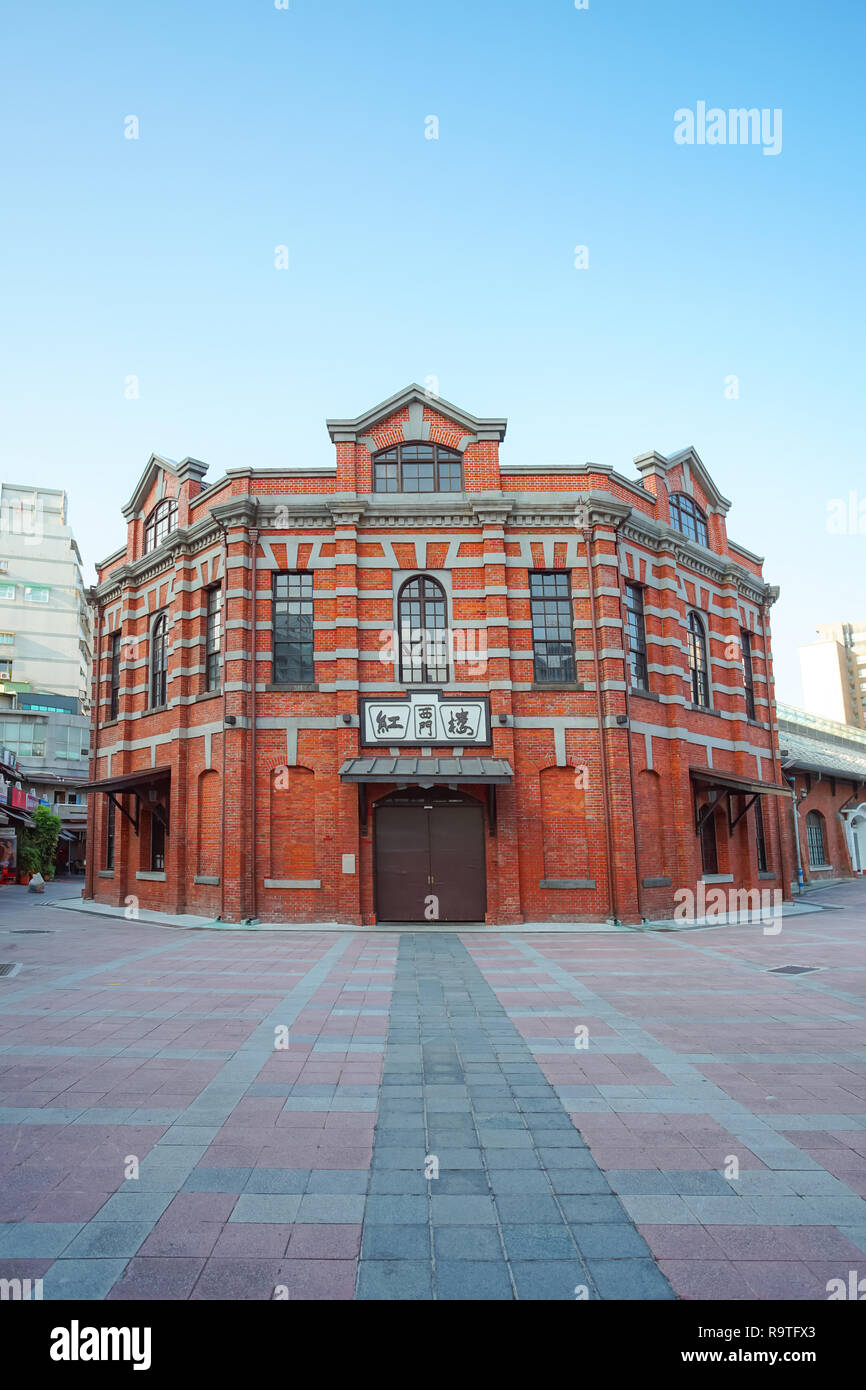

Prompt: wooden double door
xmin=374 ymin=791 xmax=486 ymax=923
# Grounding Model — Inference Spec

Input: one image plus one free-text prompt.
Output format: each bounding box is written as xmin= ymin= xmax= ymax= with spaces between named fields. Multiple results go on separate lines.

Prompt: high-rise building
xmin=0 ymin=484 xmax=93 ymax=703
xmin=798 ymin=621 xmax=866 ymax=729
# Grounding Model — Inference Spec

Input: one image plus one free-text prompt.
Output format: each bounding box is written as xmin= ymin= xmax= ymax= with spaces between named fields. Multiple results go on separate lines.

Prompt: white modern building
xmin=798 ymin=621 xmax=866 ymax=730
xmin=0 ymin=483 xmax=93 ymax=703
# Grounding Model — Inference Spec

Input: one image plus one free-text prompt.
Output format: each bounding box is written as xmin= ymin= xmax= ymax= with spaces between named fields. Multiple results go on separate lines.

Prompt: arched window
xmin=806 ymin=811 xmax=827 ymax=868
xmin=397 ymin=576 xmax=449 ymax=684
xmin=687 ymin=611 xmax=711 ymax=707
xmin=144 ymin=498 xmax=178 ymax=553
xmin=150 ymin=613 xmax=168 ymax=708
xmin=670 ymin=493 xmax=709 ymax=548
xmin=374 ymin=443 xmax=463 ymax=494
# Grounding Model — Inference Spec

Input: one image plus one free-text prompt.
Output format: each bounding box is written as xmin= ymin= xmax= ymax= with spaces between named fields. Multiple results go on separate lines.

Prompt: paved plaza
xmin=1 ymin=879 xmax=865 ymax=1300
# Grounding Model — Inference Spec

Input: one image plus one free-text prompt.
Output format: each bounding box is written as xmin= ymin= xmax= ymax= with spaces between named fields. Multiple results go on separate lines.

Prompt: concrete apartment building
xmin=0 ymin=483 xmax=93 ymax=703
xmin=0 ymin=484 xmax=93 ymax=873
xmin=0 ymin=689 xmax=90 ymax=872
xmin=799 ymin=621 xmax=866 ymax=729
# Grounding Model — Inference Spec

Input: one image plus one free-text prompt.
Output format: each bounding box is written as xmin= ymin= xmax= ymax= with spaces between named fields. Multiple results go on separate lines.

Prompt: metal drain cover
xmin=0 ymin=963 xmax=21 ymax=977
xmin=11 ymin=929 xmax=54 ymax=934
xmin=769 ymin=964 xmax=818 ymax=975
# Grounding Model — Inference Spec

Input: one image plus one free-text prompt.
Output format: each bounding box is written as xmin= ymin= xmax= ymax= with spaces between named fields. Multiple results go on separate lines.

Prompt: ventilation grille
xmin=0 ymin=963 xmax=21 ymax=977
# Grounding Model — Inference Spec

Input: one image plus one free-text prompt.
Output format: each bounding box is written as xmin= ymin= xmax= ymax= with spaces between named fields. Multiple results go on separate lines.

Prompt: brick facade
xmin=84 ymin=386 xmax=795 ymax=925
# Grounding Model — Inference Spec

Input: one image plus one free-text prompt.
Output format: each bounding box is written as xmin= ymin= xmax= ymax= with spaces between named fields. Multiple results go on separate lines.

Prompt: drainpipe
xmin=85 ymin=593 xmax=102 ymax=902
xmin=784 ymin=769 xmax=806 ymax=892
xmin=614 ymin=532 xmax=644 ymax=923
xmin=583 ymin=519 xmax=619 ymax=924
xmin=248 ymin=511 xmax=259 ymax=923
xmin=214 ymin=518 xmax=229 ymax=922
xmin=759 ymin=599 xmax=790 ymax=893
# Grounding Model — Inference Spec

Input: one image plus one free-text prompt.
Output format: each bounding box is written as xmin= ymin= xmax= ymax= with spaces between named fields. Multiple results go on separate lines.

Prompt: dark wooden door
xmin=429 ymin=805 xmax=485 ymax=922
xmin=374 ymin=800 xmax=485 ymax=923
xmin=375 ymin=806 xmax=430 ymax=923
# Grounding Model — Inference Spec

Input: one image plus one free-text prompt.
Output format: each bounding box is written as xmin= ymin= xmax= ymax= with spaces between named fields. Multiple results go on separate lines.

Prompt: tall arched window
xmin=670 ymin=493 xmax=709 ymax=547
xmin=806 ymin=811 xmax=827 ymax=867
xmin=397 ymin=576 xmax=449 ymax=684
xmin=144 ymin=498 xmax=178 ymax=553
xmin=687 ymin=611 xmax=711 ymax=707
xmin=150 ymin=613 xmax=168 ymax=708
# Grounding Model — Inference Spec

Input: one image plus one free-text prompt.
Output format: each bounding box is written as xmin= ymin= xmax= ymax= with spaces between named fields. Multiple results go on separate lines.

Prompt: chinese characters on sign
xmin=362 ymin=694 xmax=490 ymax=746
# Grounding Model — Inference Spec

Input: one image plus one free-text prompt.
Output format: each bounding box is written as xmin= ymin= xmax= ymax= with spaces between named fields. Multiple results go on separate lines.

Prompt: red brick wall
xmin=85 ymin=399 xmax=793 ymax=926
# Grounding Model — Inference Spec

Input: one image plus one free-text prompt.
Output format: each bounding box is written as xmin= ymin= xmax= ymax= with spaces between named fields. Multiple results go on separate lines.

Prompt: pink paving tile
xmin=734 ymin=1261 xmax=826 ymax=1300
xmin=190 ymin=1259 xmax=285 ymax=1300
xmin=161 ymin=1193 xmax=237 ymax=1223
xmin=285 ymin=1224 xmax=362 ymax=1259
xmin=29 ymin=1191 xmax=114 ymax=1222
xmin=106 ymin=1257 xmax=207 ymax=1300
xmin=657 ymin=1259 xmax=755 ymax=1300
xmin=778 ymin=1227 xmax=866 ymax=1260
xmin=274 ymin=1259 xmax=357 ymax=1300
xmin=139 ymin=1221 xmax=224 ymax=1258
xmin=211 ymin=1224 xmax=293 ymax=1258
xmin=708 ymin=1226 xmax=811 ymax=1260
xmin=637 ymin=1225 xmax=727 ymax=1259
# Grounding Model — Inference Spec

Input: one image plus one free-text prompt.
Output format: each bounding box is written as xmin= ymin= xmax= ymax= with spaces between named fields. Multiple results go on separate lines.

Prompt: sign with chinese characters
xmin=361 ymin=693 xmax=491 ymax=747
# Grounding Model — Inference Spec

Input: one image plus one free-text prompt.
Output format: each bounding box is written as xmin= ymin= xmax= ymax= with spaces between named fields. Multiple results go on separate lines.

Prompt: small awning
xmin=340 ymin=756 xmax=513 ymax=785
xmin=689 ymin=767 xmax=790 ymax=798
xmin=79 ymin=765 xmax=171 ymax=795
xmin=3 ymin=806 xmax=36 ymax=827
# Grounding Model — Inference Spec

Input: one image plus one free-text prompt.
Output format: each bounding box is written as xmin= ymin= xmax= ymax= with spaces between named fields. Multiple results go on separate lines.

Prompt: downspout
xmin=614 ymin=531 xmax=644 ymax=924
xmin=784 ymin=767 xmax=806 ymax=892
xmin=248 ymin=509 xmax=260 ymax=923
xmin=214 ymin=518 xmax=229 ymax=922
xmin=583 ymin=520 xmax=619 ymax=924
xmin=86 ymin=593 xmax=102 ymax=902
xmin=759 ymin=599 xmax=791 ymax=893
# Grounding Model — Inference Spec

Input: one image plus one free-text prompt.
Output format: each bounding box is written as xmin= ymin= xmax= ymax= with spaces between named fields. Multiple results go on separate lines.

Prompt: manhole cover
xmin=769 ymin=965 xmax=819 ymax=975
xmin=0 ymin=963 xmax=21 ymax=977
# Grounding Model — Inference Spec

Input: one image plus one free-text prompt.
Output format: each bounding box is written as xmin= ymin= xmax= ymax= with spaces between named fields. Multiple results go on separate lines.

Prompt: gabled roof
xmin=664 ymin=446 xmax=732 ymax=514
xmin=326 ymin=383 xmax=507 ymax=444
xmin=121 ymin=455 xmax=208 ymax=520
xmin=633 ymin=446 xmax=731 ymax=515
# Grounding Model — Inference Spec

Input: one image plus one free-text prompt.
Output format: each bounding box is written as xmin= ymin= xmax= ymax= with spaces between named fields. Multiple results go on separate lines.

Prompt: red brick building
xmin=83 ymin=385 xmax=795 ymax=925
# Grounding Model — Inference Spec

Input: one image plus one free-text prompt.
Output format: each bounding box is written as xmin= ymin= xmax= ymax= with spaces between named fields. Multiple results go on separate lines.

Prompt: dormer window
xmin=373 ymin=443 xmax=463 ymax=494
xmin=144 ymin=498 xmax=178 ymax=553
xmin=669 ymin=493 xmax=709 ymax=548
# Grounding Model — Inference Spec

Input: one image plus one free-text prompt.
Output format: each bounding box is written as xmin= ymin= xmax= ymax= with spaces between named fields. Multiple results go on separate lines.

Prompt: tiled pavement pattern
xmin=0 ymin=879 xmax=864 ymax=1299
xmin=356 ymin=933 xmax=671 ymax=1300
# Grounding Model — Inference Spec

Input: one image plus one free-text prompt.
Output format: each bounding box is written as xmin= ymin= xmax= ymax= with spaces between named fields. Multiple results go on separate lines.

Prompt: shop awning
xmin=339 ymin=756 xmax=513 ymax=784
xmin=690 ymin=765 xmax=789 ymax=836
xmin=79 ymin=765 xmax=170 ymax=837
xmin=689 ymin=767 xmax=790 ymax=798
xmin=79 ymin=765 xmax=171 ymax=794
xmin=3 ymin=806 xmax=36 ymax=828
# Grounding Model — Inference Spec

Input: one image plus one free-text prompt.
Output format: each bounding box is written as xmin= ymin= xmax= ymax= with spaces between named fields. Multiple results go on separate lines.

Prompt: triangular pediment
xmin=634 ymin=445 xmax=731 ymax=515
xmin=121 ymin=454 xmax=209 ymax=520
xmin=326 ymin=384 xmax=507 ymax=446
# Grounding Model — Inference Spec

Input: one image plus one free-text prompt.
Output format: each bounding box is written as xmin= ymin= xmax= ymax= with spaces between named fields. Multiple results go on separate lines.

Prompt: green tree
xmin=20 ymin=805 xmax=62 ymax=879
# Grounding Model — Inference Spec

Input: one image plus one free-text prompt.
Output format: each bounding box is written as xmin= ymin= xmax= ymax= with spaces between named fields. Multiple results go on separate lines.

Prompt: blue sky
xmin=1 ymin=0 xmax=864 ymax=702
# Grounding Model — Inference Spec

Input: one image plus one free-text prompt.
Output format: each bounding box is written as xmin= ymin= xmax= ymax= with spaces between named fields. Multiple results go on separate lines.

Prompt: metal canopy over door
xmin=374 ymin=790 xmax=486 ymax=923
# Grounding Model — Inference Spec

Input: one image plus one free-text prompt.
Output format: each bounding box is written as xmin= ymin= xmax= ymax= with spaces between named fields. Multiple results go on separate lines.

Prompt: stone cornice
xmin=326 ymin=383 xmax=507 ymax=444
